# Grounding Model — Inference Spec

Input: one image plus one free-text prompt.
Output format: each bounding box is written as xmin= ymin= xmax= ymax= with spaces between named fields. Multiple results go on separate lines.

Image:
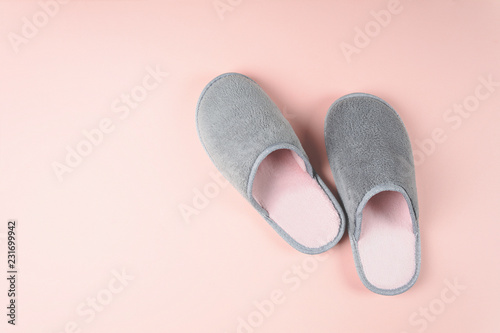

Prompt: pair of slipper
xmin=196 ymin=73 xmax=420 ymax=296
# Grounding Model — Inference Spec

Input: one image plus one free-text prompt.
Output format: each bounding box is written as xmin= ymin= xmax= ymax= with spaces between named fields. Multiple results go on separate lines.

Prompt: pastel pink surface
xmin=0 ymin=1 xmax=499 ymax=333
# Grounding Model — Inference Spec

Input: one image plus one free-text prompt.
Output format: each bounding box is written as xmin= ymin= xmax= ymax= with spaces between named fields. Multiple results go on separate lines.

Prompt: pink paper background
xmin=1 ymin=1 xmax=499 ymax=332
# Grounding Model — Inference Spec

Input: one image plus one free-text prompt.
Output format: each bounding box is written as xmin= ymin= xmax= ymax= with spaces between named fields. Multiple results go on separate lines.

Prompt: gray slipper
xmin=325 ymin=93 xmax=420 ymax=295
xmin=196 ymin=73 xmax=345 ymax=254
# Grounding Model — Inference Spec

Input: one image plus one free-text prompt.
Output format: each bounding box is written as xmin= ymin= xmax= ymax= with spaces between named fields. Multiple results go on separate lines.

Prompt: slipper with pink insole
xmin=325 ymin=93 xmax=420 ymax=295
xmin=196 ymin=73 xmax=345 ymax=254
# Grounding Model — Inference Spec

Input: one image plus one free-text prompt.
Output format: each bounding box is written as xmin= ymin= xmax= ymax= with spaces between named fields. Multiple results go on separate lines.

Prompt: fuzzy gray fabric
xmin=325 ymin=93 xmax=420 ymax=295
xmin=197 ymin=73 xmax=345 ymax=254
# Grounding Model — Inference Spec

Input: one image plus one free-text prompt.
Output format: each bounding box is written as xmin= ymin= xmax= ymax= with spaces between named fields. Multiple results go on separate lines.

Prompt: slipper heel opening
xmin=251 ymin=149 xmax=340 ymax=249
xmin=358 ymin=191 xmax=416 ymax=291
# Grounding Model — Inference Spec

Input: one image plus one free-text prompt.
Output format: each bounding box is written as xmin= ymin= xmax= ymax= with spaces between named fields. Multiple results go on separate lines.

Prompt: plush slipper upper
xmin=197 ymin=73 xmax=308 ymax=198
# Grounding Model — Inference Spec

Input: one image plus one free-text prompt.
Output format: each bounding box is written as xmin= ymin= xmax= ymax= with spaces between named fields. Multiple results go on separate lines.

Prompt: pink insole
xmin=251 ymin=149 xmax=340 ymax=249
xmin=358 ymin=191 xmax=416 ymax=290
